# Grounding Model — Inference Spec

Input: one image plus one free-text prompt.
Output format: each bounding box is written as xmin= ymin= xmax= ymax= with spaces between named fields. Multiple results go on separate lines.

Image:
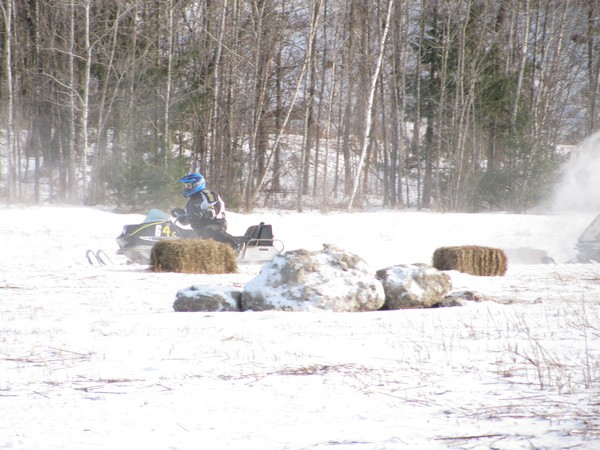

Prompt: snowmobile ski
xmin=86 ymin=249 xmax=113 ymax=266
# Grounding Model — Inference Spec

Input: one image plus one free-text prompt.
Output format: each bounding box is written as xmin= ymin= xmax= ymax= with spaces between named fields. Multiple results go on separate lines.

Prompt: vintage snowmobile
xmin=114 ymin=209 xmax=283 ymax=265
xmin=575 ymin=213 xmax=600 ymax=263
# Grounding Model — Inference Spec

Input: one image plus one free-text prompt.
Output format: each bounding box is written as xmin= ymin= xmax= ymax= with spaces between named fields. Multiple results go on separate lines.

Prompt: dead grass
xmin=151 ymin=238 xmax=237 ymax=273
xmin=433 ymin=245 xmax=507 ymax=276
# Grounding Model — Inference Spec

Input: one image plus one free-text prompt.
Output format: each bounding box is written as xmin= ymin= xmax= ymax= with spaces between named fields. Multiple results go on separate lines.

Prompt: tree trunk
xmin=1 ymin=0 xmax=15 ymax=201
xmin=348 ymin=0 xmax=394 ymax=210
xmin=80 ymin=0 xmax=92 ymax=203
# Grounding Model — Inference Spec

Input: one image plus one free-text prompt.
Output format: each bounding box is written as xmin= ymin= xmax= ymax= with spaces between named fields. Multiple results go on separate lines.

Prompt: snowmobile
xmin=115 ymin=209 xmax=283 ymax=265
xmin=575 ymin=213 xmax=600 ymax=263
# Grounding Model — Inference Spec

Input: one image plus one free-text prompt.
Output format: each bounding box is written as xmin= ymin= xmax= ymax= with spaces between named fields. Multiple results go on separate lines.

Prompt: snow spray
xmin=550 ymin=131 xmax=600 ymax=213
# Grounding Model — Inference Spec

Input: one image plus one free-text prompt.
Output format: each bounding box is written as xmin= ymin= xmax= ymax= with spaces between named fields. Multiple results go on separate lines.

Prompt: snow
xmin=242 ymin=250 xmax=384 ymax=312
xmin=2 ymin=205 xmax=600 ymax=449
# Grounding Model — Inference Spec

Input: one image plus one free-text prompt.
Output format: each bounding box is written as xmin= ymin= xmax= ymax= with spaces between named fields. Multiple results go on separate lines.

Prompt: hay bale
xmin=432 ymin=245 xmax=507 ymax=276
xmin=151 ymin=238 xmax=237 ymax=274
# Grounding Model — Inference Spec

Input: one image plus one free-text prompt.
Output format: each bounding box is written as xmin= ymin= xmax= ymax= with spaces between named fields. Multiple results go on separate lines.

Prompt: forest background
xmin=1 ymin=0 xmax=599 ymax=213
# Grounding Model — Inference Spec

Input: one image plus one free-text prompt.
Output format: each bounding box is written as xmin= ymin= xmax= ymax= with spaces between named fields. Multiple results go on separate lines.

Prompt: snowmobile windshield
xmin=143 ymin=209 xmax=171 ymax=223
xmin=579 ymin=214 xmax=600 ymax=242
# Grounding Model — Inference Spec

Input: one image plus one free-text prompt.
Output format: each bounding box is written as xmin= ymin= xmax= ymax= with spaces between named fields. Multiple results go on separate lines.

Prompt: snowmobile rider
xmin=172 ymin=173 xmax=239 ymax=249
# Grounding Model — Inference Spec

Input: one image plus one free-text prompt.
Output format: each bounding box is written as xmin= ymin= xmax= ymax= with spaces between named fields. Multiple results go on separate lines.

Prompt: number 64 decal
xmin=155 ymin=224 xmax=177 ymax=237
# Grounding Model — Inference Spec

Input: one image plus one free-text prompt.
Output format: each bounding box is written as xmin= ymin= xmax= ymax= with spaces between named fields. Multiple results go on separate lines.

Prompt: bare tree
xmin=348 ymin=0 xmax=395 ymax=209
xmin=584 ymin=0 xmax=599 ymax=134
xmin=0 ymin=0 xmax=15 ymax=201
xmin=2 ymin=0 xmax=597 ymax=211
xmin=296 ymin=0 xmax=323 ymax=211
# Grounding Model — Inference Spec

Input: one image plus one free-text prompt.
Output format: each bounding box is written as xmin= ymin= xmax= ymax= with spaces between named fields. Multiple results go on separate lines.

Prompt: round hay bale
xmin=432 ymin=245 xmax=507 ymax=276
xmin=151 ymin=238 xmax=237 ymax=274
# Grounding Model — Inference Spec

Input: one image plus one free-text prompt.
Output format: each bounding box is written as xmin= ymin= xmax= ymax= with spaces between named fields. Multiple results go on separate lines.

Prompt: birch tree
xmin=0 ymin=0 xmax=14 ymax=200
xmin=347 ymin=0 xmax=395 ymax=209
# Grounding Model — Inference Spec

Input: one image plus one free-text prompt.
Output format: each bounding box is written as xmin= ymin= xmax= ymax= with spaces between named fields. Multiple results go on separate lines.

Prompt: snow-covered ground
xmin=2 ymin=205 xmax=600 ymax=449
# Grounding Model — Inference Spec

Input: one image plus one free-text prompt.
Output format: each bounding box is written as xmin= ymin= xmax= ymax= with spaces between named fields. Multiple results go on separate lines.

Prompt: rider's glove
xmin=200 ymin=209 xmax=215 ymax=219
xmin=171 ymin=207 xmax=186 ymax=217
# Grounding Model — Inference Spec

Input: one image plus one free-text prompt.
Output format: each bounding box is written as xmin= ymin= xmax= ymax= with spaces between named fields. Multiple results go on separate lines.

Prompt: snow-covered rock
xmin=376 ymin=263 xmax=452 ymax=309
xmin=241 ymin=245 xmax=385 ymax=312
xmin=173 ymin=284 xmax=242 ymax=312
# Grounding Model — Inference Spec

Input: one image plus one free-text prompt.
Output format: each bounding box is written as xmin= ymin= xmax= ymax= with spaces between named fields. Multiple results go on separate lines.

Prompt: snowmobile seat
xmin=244 ymin=222 xmax=274 ymax=247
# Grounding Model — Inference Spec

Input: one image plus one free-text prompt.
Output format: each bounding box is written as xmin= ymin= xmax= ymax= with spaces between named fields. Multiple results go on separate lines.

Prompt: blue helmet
xmin=178 ymin=173 xmax=206 ymax=197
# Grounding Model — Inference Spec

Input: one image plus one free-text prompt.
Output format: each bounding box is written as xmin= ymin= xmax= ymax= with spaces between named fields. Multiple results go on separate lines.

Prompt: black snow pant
xmin=194 ymin=224 xmax=239 ymax=250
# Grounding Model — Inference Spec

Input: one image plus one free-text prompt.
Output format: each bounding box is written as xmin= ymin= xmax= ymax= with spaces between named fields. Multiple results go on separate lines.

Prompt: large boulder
xmin=241 ymin=245 xmax=385 ymax=312
xmin=376 ymin=263 xmax=452 ymax=309
xmin=173 ymin=285 xmax=242 ymax=312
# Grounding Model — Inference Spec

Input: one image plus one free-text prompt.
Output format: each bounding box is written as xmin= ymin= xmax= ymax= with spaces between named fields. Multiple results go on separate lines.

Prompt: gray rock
xmin=173 ymin=285 xmax=242 ymax=312
xmin=241 ymin=246 xmax=385 ymax=312
xmin=376 ymin=263 xmax=452 ymax=309
xmin=439 ymin=290 xmax=485 ymax=307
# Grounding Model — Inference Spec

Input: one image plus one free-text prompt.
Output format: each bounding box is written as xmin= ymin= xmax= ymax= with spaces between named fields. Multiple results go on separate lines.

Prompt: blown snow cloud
xmin=551 ymin=131 xmax=600 ymax=213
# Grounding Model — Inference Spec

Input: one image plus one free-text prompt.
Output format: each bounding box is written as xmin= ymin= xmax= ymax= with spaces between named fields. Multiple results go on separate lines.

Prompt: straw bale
xmin=151 ymin=238 xmax=237 ymax=274
xmin=432 ymin=245 xmax=507 ymax=276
